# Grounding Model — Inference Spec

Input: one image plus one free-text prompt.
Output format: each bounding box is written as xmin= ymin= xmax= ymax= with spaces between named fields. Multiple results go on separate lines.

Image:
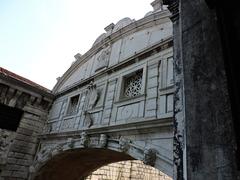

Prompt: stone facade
xmin=0 ymin=67 xmax=53 ymax=179
xmin=29 ymin=2 xmax=174 ymax=180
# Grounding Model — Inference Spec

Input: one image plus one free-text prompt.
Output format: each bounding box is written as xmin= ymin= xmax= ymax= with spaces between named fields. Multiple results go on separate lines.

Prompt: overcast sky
xmin=0 ymin=0 xmax=153 ymax=90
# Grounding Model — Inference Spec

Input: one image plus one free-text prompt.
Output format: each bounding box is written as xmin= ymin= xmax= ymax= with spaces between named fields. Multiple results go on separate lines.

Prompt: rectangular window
xmin=66 ymin=95 xmax=80 ymax=115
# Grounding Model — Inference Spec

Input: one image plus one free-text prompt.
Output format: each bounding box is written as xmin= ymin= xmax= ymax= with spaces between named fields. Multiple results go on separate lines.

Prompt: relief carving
xmin=119 ymin=137 xmax=131 ymax=152
xmin=84 ymin=81 xmax=100 ymax=128
xmin=143 ymin=148 xmax=157 ymax=166
xmin=99 ymin=134 xmax=108 ymax=148
xmin=87 ymin=81 xmax=99 ymax=109
xmin=0 ymin=129 xmax=15 ymax=165
xmin=95 ymin=47 xmax=110 ymax=72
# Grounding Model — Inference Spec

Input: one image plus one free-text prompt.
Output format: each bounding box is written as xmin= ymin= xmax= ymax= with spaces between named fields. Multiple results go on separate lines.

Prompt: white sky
xmin=0 ymin=0 xmax=153 ymax=90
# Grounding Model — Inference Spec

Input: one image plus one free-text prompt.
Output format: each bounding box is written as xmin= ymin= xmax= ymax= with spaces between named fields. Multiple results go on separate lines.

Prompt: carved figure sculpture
xmin=80 ymin=132 xmax=89 ymax=147
xmin=143 ymin=148 xmax=157 ymax=166
xmin=119 ymin=137 xmax=131 ymax=152
xmin=99 ymin=134 xmax=108 ymax=148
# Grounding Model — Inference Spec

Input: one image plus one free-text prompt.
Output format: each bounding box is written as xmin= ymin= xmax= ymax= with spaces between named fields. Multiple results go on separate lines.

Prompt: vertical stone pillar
xmin=165 ymin=1 xmax=186 ymax=180
xmin=165 ymin=0 xmax=238 ymax=179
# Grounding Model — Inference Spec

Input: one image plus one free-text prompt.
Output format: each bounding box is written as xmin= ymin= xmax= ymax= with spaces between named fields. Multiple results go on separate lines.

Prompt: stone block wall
xmin=0 ymin=79 xmax=53 ymax=180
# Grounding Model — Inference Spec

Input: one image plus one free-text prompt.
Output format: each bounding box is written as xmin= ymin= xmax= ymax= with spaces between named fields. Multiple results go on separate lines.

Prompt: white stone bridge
xmin=29 ymin=7 xmax=174 ymax=180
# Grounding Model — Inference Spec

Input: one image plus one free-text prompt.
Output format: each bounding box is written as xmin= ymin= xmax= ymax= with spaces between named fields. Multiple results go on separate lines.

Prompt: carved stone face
xmin=119 ymin=137 xmax=130 ymax=152
xmin=143 ymin=148 xmax=157 ymax=166
xmin=99 ymin=134 xmax=107 ymax=148
xmin=80 ymin=132 xmax=89 ymax=147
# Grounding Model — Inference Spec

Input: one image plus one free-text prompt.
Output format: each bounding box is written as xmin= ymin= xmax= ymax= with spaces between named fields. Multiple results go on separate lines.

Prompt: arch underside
xmin=34 ymin=148 xmax=134 ymax=180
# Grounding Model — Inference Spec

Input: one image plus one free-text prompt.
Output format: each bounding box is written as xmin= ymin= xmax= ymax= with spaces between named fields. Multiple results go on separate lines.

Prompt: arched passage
xmin=33 ymin=148 xmax=134 ymax=180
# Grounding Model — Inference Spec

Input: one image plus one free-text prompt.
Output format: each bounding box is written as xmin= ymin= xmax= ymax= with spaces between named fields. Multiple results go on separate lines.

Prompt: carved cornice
xmin=163 ymin=0 xmax=179 ymax=22
xmin=39 ymin=117 xmax=173 ymax=140
xmin=0 ymin=83 xmax=53 ymax=112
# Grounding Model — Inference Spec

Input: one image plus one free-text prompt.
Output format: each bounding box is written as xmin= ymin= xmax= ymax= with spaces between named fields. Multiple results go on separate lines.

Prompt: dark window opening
xmin=0 ymin=103 xmax=23 ymax=131
xmin=67 ymin=95 xmax=80 ymax=115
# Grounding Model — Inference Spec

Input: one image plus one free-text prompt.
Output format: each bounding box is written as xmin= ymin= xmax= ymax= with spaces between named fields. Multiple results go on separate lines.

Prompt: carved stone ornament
xmin=84 ymin=110 xmax=93 ymax=128
xmin=80 ymin=132 xmax=89 ymax=147
xmin=35 ymin=146 xmax=52 ymax=163
xmin=51 ymin=144 xmax=63 ymax=156
xmin=143 ymin=148 xmax=157 ymax=166
xmin=119 ymin=137 xmax=131 ymax=152
xmin=99 ymin=134 xmax=108 ymax=148
xmin=0 ymin=129 xmax=15 ymax=165
xmin=95 ymin=47 xmax=110 ymax=72
xmin=87 ymin=81 xmax=99 ymax=110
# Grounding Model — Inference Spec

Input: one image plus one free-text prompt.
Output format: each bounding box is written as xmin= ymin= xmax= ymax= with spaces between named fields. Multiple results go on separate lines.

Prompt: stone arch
xmin=29 ymin=135 xmax=172 ymax=180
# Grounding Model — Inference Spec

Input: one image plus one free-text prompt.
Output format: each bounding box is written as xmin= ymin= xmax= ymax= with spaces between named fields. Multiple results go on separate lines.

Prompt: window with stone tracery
xmin=67 ymin=95 xmax=79 ymax=115
xmin=123 ymin=70 xmax=143 ymax=98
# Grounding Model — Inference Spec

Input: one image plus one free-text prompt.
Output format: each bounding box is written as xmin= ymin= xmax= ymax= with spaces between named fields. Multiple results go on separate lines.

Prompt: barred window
xmin=123 ymin=70 xmax=143 ymax=98
xmin=67 ymin=95 xmax=79 ymax=115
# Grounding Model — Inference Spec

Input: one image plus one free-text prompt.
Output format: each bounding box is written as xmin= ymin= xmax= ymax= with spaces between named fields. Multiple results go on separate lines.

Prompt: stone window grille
xmin=67 ymin=95 xmax=79 ymax=115
xmin=123 ymin=70 xmax=143 ymax=98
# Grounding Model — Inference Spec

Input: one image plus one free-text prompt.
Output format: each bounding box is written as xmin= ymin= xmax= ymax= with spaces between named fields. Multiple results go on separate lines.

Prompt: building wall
xmin=0 ymin=79 xmax=53 ymax=180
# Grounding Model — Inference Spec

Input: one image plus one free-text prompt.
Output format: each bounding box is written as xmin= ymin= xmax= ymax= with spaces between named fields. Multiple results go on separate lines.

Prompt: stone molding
xmin=163 ymin=0 xmax=179 ymax=22
xmin=0 ymin=83 xmax=53 ymax=112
